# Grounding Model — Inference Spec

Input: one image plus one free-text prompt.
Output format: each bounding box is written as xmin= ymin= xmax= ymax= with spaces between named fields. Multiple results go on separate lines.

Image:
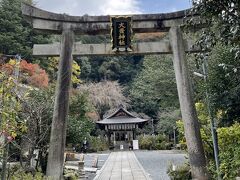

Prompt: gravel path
xmin=134 ymin=150 xmax=187 ymax=180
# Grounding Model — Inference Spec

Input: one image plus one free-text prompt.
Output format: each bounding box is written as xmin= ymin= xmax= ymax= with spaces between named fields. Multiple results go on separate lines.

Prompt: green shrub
xmin=178 ymin=116 xmax=240 ymax=179
xmin=63 ymin=168 xmax=78 ymax=180
xmin=217 ymin=123 xmax=240 ymax=179
xmin=138 ymin=134 xmax=170 ymax=150
xmin=7 ymin=165 xmax=46 ymax=180
xmin=88 ymin=136 xmax=108 ymax=152
xmin=167 ymin=163 xmax=191 ymax=180
xmin=138 ymin=135 xmax=154 ymax=150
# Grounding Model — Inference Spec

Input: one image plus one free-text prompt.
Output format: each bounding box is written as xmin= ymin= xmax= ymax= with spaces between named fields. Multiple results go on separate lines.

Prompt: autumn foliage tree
xmin=0 ymin=59 xmax=49 ymax=88
xmin=20 ymin=60 xmax=49 ymax=88
xmin=0 ymin=69 xmax=28 ymax=179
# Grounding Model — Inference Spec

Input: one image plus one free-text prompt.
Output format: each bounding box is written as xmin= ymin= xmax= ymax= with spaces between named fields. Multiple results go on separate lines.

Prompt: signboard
xmin=111 ymin=16 xmax=133 ymax=51
xmin=133 ymin=140 xmax=139 ymax=150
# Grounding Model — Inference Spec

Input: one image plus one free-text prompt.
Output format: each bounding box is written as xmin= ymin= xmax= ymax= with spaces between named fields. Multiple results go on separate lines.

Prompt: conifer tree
xmin=0 ymin=0 xmax=50 ymax=60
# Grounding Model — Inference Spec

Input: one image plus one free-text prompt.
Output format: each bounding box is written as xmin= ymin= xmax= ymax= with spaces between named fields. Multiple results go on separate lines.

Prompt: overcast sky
xmin=35 ymin=0 xmax=192 ymax=16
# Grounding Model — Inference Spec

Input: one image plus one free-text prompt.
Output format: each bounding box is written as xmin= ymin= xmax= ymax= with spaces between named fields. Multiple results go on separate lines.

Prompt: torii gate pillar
xmin=170 ymin=26 xmax=209 ymax=179
xmin=46 ymin=29 xmax=74 ymax=179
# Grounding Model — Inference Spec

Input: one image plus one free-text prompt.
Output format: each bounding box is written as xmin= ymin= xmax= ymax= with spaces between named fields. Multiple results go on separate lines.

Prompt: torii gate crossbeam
xmin=32 ymin=40 xmax=199 ymax=56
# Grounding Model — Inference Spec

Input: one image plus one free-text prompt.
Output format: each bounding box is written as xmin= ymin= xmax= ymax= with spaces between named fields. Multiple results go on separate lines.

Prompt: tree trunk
xmin=1 ymin=138 xmax=9 ymax=180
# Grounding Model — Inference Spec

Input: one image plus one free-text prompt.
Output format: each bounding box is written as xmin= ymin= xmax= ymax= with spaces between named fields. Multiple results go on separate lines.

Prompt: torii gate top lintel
xmin=21 ymin=3 xmax=200 ymax=56
xmin=21 ymin=3 xmax=193 ymax=35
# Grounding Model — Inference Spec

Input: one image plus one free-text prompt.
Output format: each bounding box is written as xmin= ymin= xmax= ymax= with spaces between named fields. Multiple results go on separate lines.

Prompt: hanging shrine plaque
xmin=111 ymin=16 xmax=132 ymax=51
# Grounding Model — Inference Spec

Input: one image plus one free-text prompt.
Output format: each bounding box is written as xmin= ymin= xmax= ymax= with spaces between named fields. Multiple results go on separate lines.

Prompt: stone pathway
xmin=94 ymin=151 xmax=151 ymax=180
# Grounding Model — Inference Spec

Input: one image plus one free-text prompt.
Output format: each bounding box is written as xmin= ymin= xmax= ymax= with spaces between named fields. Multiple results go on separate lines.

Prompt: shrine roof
xmin=96 ymin=106 xmax=148 ymax=124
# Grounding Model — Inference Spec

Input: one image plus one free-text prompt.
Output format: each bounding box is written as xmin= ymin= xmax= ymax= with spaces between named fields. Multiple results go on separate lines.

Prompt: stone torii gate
xmin=22 ymin=3 xmax=209 ymax=180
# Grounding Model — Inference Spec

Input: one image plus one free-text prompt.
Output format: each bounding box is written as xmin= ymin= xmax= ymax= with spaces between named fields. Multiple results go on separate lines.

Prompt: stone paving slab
xmin=94 ymin=151 xmax=151 ymax=180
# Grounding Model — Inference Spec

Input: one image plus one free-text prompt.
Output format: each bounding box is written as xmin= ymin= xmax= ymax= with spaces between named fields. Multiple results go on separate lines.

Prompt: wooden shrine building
xmin=97 ymin=106 xmax=148 ymax=149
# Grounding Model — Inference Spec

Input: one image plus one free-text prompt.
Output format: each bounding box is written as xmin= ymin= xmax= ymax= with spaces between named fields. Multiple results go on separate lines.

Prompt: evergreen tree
xmin=0 ymin=0 xmax=51 ymax=60
xmin=78 ymin=55 xmax=144 ymax=85
xmin=129 ymin=55 xmax=179 ymax=118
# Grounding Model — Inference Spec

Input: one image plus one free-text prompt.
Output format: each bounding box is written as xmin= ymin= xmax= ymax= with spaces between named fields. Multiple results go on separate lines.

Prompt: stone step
xmin=65 ymin=165 xmax=97 ymax=173
xmin=65 ymin=161 xmax=84 ymax=167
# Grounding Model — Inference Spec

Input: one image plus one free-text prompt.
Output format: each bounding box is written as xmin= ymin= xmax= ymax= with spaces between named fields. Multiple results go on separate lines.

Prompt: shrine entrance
xmin=97 ymin=106 xmax=148 ymax=150
xmin=22 ymin=3 xmax=209 ymax=180
xmin=111 ymin=131 xmax=133 ymax=149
